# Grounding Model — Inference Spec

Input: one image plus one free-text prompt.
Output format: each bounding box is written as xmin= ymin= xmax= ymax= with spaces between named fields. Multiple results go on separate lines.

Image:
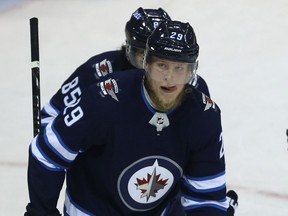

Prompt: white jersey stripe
xmin=30 ymin=136 xmax=62 ymax=170
xmin=181 ymin=195 xmax=229 ymax=211
xmin=64 ymin=192 xmax=94 ymax=216
xmin=45 ymin=120 xmax=78 ymax=162
xmin=43 ymin=99 xmax=60 ymax=118
xmin=183 ymin=172 xmax=226 ymax=192
xmin=42 ymin=116 xmax=55 ymax=126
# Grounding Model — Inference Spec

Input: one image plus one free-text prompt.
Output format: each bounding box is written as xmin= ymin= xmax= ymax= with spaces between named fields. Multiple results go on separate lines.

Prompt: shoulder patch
xmin=98 ymin=78 xmax=119 ymax=101
xmin=93 ymin=59 xmax=113 ymax=79
xmin=202 ymin=93 xmax=217 ymax=111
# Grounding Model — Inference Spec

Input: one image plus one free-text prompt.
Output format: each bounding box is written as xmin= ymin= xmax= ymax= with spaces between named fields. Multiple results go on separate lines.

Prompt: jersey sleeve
xmin=40 ymin=61 xmax=96 ymax=128
xmin=27 ymin=85 xmax=105 ymax=215
xmin=181 ymin=110 xmax=228 ymax=215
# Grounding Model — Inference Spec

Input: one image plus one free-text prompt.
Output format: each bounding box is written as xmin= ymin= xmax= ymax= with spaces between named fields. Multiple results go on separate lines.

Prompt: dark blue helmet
xmin=145 ymin=20 xmax=199 ymax=63
xmin=125 ymin=7 xmax=171 ymax=49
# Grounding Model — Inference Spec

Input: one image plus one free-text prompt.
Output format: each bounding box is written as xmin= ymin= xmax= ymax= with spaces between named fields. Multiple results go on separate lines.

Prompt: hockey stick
xmin=30 ymin=17 xmax=41 ymax=137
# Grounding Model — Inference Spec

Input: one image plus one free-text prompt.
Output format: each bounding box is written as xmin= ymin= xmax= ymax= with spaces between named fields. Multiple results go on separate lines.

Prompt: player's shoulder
xmin=191 ymin=74 xmax=210 ymax=97
xmin=62 ymin=50 xmax=123 ymax=86
xmin=83 ymin=50 xmax=122 ymax=69
xmin=83 ymin=69 xmax=144 ymax=102
xmin=187 ymin=86 xmax=221 ymax=115
xmin=87 ymin=50 xmax=123 ymax=62
xmin=99 ymin=69 xmax=144 ymax=96
xmin=183 ymin=88 xmax=222 ymax=143
xmin=82 ymin=49 xmax=134 ymax=79
xmin=70 ymin=50 xmax=120 ymax=75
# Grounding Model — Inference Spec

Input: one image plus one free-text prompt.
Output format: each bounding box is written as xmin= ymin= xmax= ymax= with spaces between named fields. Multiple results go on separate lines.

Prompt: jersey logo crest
xmin=118 ymin=156 xmax=183 ymax=211
xmin=135 ymin=162 xmax=168 ymax=202
xmin=99 ymin=78 xmax=119 ymax=101
xmin=93 ymin=59 xmax=113 ymax=79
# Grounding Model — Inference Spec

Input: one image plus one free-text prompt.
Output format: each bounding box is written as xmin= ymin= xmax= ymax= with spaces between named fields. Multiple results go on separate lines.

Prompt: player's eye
xmin=157 ymin=62 xmax=168 ymax=70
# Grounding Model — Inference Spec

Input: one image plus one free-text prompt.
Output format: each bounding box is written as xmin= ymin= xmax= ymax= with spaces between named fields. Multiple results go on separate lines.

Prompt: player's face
xmin=134 ymin=48 xmax=145 ymax=69
xmin=127 ymin=45 xmax=145 ymax=69
xmin=145 ymin=57 xmax=192 ymax=111
xmin=148 ymin=57 xmax=193 ymax=84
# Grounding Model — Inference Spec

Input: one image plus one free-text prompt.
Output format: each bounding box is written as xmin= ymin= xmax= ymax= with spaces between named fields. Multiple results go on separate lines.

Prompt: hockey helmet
xmin=145 ymin=20 xmax=199 ymax=63
xmin=125 ymin=7 xmax=171 ymax=68
xmin=125 ymin=7 xmax=171 ymax=49
xmin=144 ymin=21 xmax=199 ymax=84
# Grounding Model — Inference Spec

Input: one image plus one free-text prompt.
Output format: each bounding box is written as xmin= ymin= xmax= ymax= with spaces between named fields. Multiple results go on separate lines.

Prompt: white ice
xmin=1 ymin=0 xmax=288 ymax=215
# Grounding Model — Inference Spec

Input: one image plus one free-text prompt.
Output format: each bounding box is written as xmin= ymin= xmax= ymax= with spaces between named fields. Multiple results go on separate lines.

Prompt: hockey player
xmin=25 ymin=20 xmax=234 ymax=215
xmin=41 ymin=7 xmax=210 ymax=129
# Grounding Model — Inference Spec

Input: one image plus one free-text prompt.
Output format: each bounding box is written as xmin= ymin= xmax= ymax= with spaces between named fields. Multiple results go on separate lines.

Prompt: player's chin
xmin=159 ymin=94 xmax=178 ymax=105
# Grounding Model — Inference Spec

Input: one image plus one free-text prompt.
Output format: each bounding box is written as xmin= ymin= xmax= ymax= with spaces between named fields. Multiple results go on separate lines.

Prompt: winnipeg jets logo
xmin=128 ymin=160 xmax=172 ymax=205
xmin=149 ymin=112 xmax=169 ymax=132
xmin=202 ymin=93 xmax=216 ymax=111
xmin=93 ymin=59 xmax=113 ymax=79
xmin=118 ymin=156 xmax=182 ymax=211
xmin=135 ymin=164 xmax=168 ymax=202
xmin=99 ymin=78 xmax=119 ymax=101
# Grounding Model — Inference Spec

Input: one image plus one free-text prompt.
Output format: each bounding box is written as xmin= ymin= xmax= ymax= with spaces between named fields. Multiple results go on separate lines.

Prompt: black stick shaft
xmin=30 ymin=17 xmax=41 ymax=137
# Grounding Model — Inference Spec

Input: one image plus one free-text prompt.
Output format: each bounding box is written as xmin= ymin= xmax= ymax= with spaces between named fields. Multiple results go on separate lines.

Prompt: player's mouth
xmin=160 ymin=85 xmax=177 ymax=93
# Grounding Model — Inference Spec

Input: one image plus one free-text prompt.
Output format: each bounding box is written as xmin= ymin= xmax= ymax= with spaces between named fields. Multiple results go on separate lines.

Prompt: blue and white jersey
xmin=40 ymin=49 xmax=210 ymax=129
xmin=40 ymin=49 xmax=135 ymax=127
xmin=28 ymin=70 xmax=228 ymax=215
